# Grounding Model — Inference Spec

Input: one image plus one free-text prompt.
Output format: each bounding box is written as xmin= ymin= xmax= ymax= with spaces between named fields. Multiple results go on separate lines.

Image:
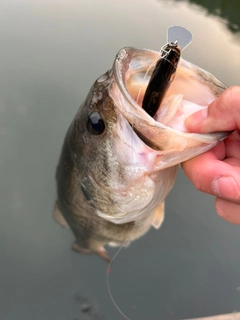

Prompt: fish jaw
xmin=79 ymin=90 xmax=180 ymax=225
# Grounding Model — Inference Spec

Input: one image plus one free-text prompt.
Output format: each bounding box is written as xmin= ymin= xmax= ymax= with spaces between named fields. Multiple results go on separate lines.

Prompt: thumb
xmin=185 ymin=86 xmax=240 ymax=133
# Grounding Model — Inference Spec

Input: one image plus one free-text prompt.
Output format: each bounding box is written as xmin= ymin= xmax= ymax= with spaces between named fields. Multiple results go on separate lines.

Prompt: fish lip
xmin=112 ymin=46 xmax=156 ymax=124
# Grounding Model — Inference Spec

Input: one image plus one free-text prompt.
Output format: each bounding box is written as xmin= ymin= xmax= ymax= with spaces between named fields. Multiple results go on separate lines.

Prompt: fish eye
xmin=87 ymin=111 xmax=105 ymax=135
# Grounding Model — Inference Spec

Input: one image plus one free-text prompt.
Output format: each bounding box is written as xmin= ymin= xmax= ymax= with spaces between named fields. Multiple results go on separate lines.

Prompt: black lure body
xmin=142 ymin=41 xmax=181 ymax=117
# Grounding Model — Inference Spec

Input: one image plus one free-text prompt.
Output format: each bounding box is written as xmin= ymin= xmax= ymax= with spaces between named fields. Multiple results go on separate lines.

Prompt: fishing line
xmin=106 ymin=244 xmax=131 ymax=320
xmin=106 ymin=26 xmax=193 ymax=320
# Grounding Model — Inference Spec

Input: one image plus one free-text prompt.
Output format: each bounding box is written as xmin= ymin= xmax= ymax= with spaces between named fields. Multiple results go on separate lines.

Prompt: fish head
xmin=62 ymin=46 xmax=228 ymax=227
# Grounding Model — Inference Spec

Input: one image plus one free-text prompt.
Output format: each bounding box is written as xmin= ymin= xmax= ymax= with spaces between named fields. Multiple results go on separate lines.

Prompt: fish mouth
xmin=110 ymin=46 xmax=229 ymax=168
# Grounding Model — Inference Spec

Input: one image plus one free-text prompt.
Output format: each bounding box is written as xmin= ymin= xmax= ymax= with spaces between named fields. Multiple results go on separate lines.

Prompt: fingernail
xmin=185 ymin=108 xmax=208 ymax=129
xmin=212 ymin=176 xmax=240 ymax=200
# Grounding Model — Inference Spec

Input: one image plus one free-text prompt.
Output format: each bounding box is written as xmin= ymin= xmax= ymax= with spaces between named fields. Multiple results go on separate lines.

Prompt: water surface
xmin=0 ymin=1 xmax=240 ymax=319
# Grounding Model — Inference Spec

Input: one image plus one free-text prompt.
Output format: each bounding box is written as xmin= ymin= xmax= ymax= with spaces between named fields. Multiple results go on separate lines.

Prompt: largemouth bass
xmin=54 ymin=27 xmax=228 ymax=261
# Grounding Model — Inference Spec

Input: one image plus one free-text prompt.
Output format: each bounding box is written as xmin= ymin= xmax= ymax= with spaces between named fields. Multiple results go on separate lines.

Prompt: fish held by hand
xmin=54 ymin=26 xmax=229 ymax=261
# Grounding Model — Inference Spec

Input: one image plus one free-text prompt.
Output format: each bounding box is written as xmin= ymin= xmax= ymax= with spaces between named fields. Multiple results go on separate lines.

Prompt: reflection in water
xmin=173 ymin=0 xmax=240 ymax=33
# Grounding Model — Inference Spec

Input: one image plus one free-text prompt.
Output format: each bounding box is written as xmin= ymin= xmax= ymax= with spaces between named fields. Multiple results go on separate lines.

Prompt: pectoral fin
xmin=73 ymin=242 xmax=111 ymax=263
xmin=151 ymin=202 xmax=165 ymax=229
xmin=53 ymin=202 xmax=69 ymax=228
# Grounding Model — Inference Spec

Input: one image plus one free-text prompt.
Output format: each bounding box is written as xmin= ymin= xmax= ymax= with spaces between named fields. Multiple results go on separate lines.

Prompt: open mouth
xmin=109 ymin=46 xmax=229 ymax=163
xmin=112 ymin=46 xmax=226 ymax=129
xmin=115 ymin=46 xmax=223 ymax=128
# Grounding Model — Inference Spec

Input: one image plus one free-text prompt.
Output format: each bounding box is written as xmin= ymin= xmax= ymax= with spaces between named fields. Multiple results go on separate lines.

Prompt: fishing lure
xmin=142 ymin=41 xmax=181 ymax=117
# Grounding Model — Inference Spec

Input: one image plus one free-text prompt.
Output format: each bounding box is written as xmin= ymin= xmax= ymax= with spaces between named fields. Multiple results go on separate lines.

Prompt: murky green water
xmin=1 ymin=1 xmax=240 ymax=319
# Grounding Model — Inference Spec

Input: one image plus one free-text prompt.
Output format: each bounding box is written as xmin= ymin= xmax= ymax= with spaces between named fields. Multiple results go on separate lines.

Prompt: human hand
xmin=182 ymin=86 xmax=240 ymax=225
